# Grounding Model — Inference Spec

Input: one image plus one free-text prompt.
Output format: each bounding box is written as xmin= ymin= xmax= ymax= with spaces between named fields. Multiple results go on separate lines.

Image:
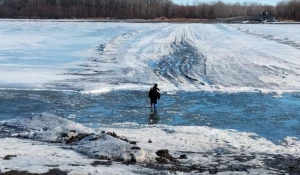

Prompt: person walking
xmin=149 ymin=84 xmax=160 ymax=108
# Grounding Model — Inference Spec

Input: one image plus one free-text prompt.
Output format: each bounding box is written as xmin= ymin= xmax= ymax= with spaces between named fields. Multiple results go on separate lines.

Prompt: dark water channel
xmin=0 ymin=90 xmax=299 ymax=143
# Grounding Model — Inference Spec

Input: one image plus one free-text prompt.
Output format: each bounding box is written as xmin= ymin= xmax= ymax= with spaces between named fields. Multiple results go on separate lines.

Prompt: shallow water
xmin=0 ymin=89 xmax=299 ymax=143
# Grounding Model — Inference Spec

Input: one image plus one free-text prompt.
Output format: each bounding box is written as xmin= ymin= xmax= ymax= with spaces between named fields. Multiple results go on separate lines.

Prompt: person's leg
xmin=150 ymin=98 xmax=154 ymax=108
xmin=153 ymin=99 xmax=157 ymax=108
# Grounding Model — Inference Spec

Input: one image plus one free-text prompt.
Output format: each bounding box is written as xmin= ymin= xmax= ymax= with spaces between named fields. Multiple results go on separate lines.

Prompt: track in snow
xmin=156 ymin=40 xmax=212 ymax=87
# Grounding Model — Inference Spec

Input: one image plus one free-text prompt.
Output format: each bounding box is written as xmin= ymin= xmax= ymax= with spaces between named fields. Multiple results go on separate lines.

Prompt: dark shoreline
xmin=0 ymin=18 xmax=299 ymax=24
xmin=0 ymin=18 xmax=219 ymax=23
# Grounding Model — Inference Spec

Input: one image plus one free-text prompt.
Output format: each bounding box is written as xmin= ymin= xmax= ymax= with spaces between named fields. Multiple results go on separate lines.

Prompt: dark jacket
xmin=149 ymin=86 xmax=160 ymax=100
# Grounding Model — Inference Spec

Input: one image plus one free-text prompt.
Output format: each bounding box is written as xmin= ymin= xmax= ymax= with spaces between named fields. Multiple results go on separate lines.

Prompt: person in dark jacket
xmin=149 ymin=84 xmax=160 ymax=108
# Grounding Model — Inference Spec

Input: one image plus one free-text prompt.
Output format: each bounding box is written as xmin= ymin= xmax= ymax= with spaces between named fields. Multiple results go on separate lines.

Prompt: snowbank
xmin=1 ymin=113 xmax=157 ymax=163
xmin=1 ymin=114 xmax=300 ymax=174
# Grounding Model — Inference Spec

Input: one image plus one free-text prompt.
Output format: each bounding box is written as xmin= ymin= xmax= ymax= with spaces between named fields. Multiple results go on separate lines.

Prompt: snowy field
xmin=0 ymin=21 xmax=300 ymax=174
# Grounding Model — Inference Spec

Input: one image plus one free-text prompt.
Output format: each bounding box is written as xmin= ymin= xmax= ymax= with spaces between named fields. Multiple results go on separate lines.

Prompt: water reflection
xmin=149 ymin=108 xmax=160 ymax=125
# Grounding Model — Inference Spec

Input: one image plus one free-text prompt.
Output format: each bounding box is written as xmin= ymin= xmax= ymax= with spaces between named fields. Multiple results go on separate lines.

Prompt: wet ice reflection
xmin=0 ymin=89 xmax=299 ymax=143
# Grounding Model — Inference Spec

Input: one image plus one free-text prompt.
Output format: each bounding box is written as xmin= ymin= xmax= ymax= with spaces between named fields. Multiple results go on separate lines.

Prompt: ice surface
xmin=1 ymin=21 xmax=300 ymax=174
xmin=231 ymin=24 xmax=300 ymax=46
xmin=0 ymin=22 xmax=299 ymax=93
xmin=1 ymin=90 xmax=299 ymax=143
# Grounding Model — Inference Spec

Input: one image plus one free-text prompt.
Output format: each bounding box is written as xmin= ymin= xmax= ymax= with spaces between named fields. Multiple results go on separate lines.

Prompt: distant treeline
xmin=0 ymin=0 xmax=298 ymax=21
xmin=276 ymin=0 xmax=300 ymax=21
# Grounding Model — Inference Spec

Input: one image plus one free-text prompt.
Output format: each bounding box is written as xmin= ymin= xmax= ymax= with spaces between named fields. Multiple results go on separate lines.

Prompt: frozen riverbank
xmin=1 ymin=113 xmax=300 ymax=175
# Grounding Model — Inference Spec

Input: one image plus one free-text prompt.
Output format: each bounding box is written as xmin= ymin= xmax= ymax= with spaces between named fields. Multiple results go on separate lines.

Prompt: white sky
xmin=172 ymin=0 xmax=282 ymax=5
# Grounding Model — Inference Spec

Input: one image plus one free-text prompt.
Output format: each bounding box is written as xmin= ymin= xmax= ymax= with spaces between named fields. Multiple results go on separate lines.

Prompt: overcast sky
xmin=172 ymin=0 xmax=282 ymax=5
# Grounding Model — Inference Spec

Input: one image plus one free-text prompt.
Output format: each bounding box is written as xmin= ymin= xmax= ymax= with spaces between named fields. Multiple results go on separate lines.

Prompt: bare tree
xmin=0 ymin=0 xmax=297 ymax=21
xmin=276 ymin=0 xmax=300 ymax=20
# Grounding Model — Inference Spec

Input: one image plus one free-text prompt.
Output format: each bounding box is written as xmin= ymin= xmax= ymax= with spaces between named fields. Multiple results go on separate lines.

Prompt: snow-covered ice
xmin=0 ymin=22 xmax=299 ymax=93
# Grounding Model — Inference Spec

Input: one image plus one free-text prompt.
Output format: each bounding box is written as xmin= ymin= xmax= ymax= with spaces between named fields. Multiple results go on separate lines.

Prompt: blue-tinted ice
xmin=0 ymin=90 xmax=299 ymax=143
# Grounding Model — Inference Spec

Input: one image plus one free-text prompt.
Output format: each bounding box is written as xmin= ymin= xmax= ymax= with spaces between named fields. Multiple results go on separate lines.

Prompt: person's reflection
xmin=149 ymin=108 xmax=160 ymax=124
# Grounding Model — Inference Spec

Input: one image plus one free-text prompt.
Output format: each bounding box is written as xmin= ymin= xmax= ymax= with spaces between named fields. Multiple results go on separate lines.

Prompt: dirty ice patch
xmin=0 ymin=138 xmax=158 ymax=175
xmin=0 ymin=138 xmax=93 ymax=174
xmin=74 ymin=133 xmax=157 ymax=163
xmin=108 ymin=125 xmax=300 ymax=157
xmin=1 ymin=113 xmax=157 ymax=163
xmin=1 ymin=114 xmax=300 ymax=174
xmin=2 ymin=113 xmax=92 ymax=141
xmin=96 ymin=125 xmax=300 ymax=174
